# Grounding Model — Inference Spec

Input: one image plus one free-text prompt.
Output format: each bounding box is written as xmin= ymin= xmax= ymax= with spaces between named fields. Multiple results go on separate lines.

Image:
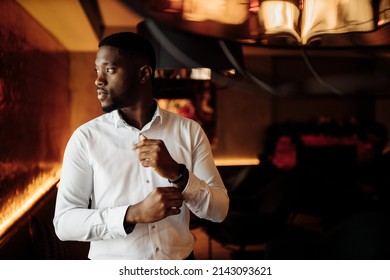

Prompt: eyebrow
xmin=95 ymin=61 xmax=118 ymax=67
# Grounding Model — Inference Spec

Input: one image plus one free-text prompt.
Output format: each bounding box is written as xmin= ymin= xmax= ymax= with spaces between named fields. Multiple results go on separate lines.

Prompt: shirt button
xmin=146 ymin=179 xmax=150 ymax=184
xmin=151 ymin=225 xmax=155 ymax=229
xmin=155 ymin=247 xmax=159 ymax=252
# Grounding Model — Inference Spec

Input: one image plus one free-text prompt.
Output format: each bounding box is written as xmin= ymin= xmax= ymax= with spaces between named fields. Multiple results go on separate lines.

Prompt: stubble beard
xmin=101 ymin=95 xmax=127 ymax=113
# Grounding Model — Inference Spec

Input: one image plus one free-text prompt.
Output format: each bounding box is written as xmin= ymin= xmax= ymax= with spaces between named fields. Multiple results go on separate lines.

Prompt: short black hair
xmin=98 ymin=32 xmax=156 ymax=73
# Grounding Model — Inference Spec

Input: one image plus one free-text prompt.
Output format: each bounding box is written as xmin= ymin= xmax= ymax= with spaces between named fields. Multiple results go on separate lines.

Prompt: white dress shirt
xmin=53 ymin=104 xmax=229 ymax=259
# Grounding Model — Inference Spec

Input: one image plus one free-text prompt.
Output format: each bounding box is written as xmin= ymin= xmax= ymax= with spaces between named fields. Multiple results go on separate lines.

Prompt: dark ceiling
xmin=124 ymin=0 xmax=390 ymax=47
xmin=119 ymin=0 xmax=390 ymax=97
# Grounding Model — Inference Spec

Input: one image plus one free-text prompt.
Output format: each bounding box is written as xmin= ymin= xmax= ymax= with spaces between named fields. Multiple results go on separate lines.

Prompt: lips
xmin=97 ymin=89 xmax=108 ymax=101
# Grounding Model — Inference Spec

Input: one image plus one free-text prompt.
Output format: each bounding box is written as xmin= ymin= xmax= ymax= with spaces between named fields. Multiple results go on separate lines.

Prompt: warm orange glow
xmin=158 ymin=98 xmax=196 ymax=118
xmin=183 ymin=0 xmax=249 ymax=24
xmin=300 ymin=0 xmax=374 ymax=44
xmin=259 ymin=0 xmax=300 ymax=41
xmin=263 ymin=1 xmax=297 ymax=30
xmin=258 ymin=0 xmax=376 ymax=45
xmin=214 ymin=157 xmax=260 ymax=166
xmin=378 ymin=0 xmax=390 ymax=26
xmin=0 ymin=162 xmax=61 ymax=238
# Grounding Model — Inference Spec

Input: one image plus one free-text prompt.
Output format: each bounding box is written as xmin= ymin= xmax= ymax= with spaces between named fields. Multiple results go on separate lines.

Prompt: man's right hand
xmin=124 ymin=187 xmax=184 ymax=224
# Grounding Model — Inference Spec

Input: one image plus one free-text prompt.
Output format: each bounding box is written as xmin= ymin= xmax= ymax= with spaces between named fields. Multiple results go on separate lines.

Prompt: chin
xmin=102 ymin=104 xmax=116 ymax=113
xmin=102 ymin=102 xmax=123 ymax=113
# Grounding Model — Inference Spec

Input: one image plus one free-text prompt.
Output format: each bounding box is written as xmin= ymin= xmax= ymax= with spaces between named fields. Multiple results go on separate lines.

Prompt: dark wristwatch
xmin=168 ymin=164 xmax=187 ymax=184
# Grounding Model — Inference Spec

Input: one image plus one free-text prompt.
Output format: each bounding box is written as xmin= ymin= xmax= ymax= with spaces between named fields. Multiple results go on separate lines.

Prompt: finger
xmin=161 ymin=187 xmax=183 ymax=198
xmin=131 ymin=134 xmax=148 ymax=151
xmin=166 ymin=207 xmax=181 ymax=216
xmin=159 ymin=186 xmax=181 ymax=193
xmin=157 ymin=187 xmax=183 ymax=199
xmin=131 ymin=143 xmax=141 ymax=151
xmin=138 ymin=151 xmax=153 ymax=161
xmin=166 ymin=194 xmax=184 ymax=203
xmin=140 ymin=158 xmax=151 ymax=168
xmin=167 ymin=199 xmax=183 ymax=209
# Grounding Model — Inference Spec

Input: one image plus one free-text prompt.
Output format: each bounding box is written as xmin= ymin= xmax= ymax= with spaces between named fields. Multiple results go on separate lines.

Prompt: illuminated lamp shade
xmin=379 ymin=0 xmax=390 ymax=26
xmin=137 ymin=19 xmax=245 ymax=70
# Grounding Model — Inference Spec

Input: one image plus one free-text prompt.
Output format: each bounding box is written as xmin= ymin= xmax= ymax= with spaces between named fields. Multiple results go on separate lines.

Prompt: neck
xmin=119 ymin=99 xmax=156 ymax=130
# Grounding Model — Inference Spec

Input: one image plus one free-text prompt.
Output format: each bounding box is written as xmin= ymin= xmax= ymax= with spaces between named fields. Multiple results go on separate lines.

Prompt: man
xmin=53 ymin=32 xmax=229 ymax=260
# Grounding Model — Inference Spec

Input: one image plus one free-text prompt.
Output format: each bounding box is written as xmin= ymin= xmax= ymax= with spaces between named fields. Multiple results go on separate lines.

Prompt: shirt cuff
xmin=107 ymin=205 xmax=130 ymax=236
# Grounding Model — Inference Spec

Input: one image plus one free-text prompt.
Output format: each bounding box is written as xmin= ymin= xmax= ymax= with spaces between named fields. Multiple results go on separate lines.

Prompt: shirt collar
xmin=112 ymin=100 xmax=163 ymax=128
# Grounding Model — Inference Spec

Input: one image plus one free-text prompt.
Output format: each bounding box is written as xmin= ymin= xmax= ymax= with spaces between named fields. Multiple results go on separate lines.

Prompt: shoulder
xmin=77 ymin=113 xmax=112 ymax=130
xmin=160 ymin=109 xmax=205 ymax=138
xmin=71 ymin=113 xmax=113 ymax=140
xmin=160 ymin=108 xmax=201 ymax=128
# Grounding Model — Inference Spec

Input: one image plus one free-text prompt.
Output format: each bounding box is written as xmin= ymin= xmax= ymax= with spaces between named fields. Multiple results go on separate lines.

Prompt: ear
xmin=138 ymin=65 xmax=153 ymax=83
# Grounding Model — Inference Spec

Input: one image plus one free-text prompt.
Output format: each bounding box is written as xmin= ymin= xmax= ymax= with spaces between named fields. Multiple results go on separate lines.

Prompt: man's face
xmin=94 ymin=45 xmax=137 ymax=112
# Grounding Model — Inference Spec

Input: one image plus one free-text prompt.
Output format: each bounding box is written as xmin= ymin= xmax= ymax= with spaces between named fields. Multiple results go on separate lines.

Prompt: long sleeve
xmin=181 ymin=125 xmax=229 ymax=222
xmin=53 ymin=130 xmax=129 ymax=241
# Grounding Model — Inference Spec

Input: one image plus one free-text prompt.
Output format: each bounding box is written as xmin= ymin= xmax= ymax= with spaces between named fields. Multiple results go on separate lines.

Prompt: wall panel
xmin=0 ymin=0 xmax=70 ymax=242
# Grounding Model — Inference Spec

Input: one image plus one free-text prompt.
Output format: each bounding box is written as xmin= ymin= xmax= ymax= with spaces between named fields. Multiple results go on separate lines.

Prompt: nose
xmin=95 ymin=73 xmax=106 ymax=87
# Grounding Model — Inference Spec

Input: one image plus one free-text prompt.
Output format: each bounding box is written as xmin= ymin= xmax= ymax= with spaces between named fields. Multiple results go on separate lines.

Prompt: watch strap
xmin=168 ymin=164 xmax=187 ymax=184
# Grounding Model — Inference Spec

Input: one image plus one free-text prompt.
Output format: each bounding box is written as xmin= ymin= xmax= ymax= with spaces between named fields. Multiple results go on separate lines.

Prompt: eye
xmin=106 ymin=67 xmax=115 ymax=74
